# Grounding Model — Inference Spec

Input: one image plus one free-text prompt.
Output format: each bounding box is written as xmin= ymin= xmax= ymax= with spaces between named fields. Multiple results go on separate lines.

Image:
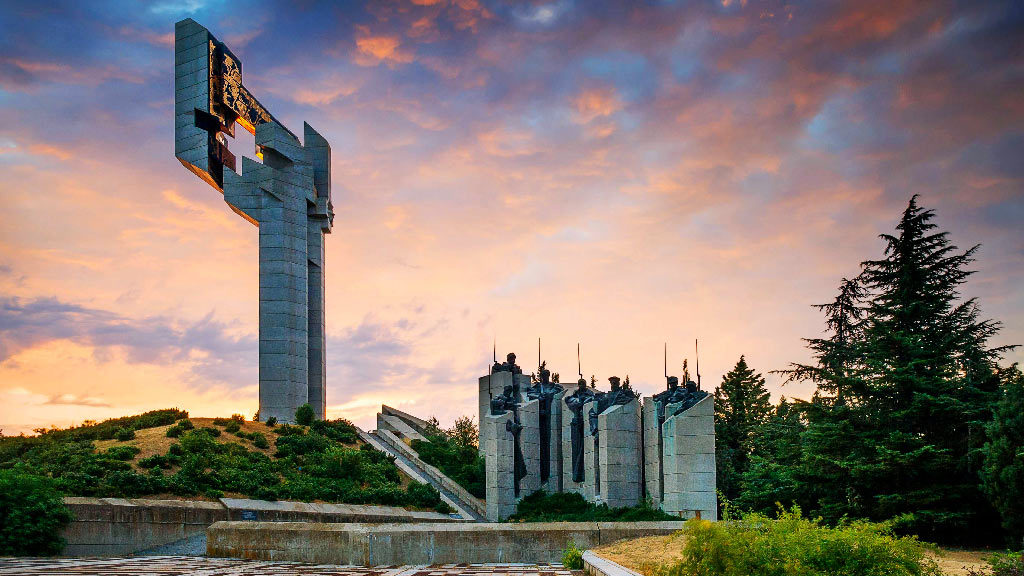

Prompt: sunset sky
xmin=0 ymin=0 xmax=1021 ymax=435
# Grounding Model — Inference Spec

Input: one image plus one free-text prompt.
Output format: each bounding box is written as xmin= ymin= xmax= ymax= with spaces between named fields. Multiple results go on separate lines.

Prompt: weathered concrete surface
xmin=583 ymin=550 xmax=645 ymax=576
xmin=207 ymin=521 xmax=686 ymax=565
xmin=661 ymin=395 xmax=717 ymax=520
xmin=60 ymin=497 xmax=457 ymax=557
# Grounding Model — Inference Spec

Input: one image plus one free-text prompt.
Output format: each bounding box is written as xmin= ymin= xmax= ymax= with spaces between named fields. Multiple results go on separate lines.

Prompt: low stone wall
xmin=61 ymin=497 xmax=458 ymax=557
xmin=207 ymin=521 xmax=686 ymax=565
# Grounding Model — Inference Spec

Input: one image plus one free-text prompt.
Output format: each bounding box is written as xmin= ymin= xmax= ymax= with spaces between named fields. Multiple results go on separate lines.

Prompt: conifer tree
xmin=714 ymin=356 xmax=772 ymax=501
xmin=735 ymin=397 xmax=806 ymax=512
xmin=853 ymin=195 xmax=1010 ymax=542
xmin=980 ymin=365 xmax=1024 ymax=548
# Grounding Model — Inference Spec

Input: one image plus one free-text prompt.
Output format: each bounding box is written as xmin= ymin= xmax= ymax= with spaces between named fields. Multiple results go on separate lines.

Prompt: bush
xmin=251 ymin=432 xmax=270 ymax=449
xmin=406 ymin=481 xmax=443 ymax=509
xmin=103 ymin=445 xmax=140 ymax=461
xmin=295 ymin=404 xmax=316 ymax=426
xmin=166 ymin=419 xmax=194 ymax=438
xmin=0 ymin=469 xmax=74 ymax=556
xmin=562 ymin=539 xmax=585 ymax=570
xmin=32 ymin=409 xmax=188 ymax=442
xmin=199 ymin=427 xmax=221 ymax=438
xmin=970 ymin=552 xmax=1024 ymax=576
xmin=212 ymin=418 xmax=230 ymax=427
xmin=510 ymin=491 xmax=676 ymax=522
xmin=230 ymin=414 xmax=245 ymax=423
xmin=138 ymin=454 xmax=173 ymax=469
xmin=113 ymin=427 xmax=135 ymax=441
xmin=265 ymin=416 xmax=277 ymax=427
xmin=412 ymin=422 xmax=485 ymax=499
xmin=658 ymin=507 xmax=940 ymax=576
xmin=224 ymin=420 xmax=241 ymax=434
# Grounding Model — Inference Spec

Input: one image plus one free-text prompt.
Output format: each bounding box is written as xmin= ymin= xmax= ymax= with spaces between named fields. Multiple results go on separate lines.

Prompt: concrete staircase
xmin=359 ymin=407 xmax=487 ymax=522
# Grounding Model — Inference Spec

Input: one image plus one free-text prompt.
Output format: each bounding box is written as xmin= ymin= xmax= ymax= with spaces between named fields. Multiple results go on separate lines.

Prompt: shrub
xmin=138 ymin=454 xmax=173 ymax=469
xmin=266 ymin=416 xmax=278 ymax=427
xmin=295 ymin=403 xmax=316 ymax=426
xmin=103 ymin=445 xmax=140 ymax=461
xmin=659 ymin=507 xmax=940 ymax=576
xmin=251 ymin=432 xmax=270 ymax=449
xmin=166 ymin=419 xmax=194 ymax=438
xmin=275 ymin=423 xmax=305 ymax=437
xmin=113 ymin=427 xmax=135 ymax=441
xmin=212 ymin=418 xmax=230 ymax=427
xmin=970 ymin=552 xmax=1024 ymax=576
xmin=562 ymin=539 xmax=585 ymax=570
xmin=412 ymin=422 xmax=485 ymax=499
xmin=510 ymin=491 xmax=676 ymax=522
xmin=223 ymin=420 xmax=241 ymax=434
xmin=0 ymin=469 xmax=74 ymax=556
xmin=310 ymin=419 xmax=360 ymax=444
xmin=406 ymin=481 xmax=443 ymax=509
xmin=230 ymin=414 xmax=245 ymax=423
xmin=198 ymin=427 xmax=221 ymax=438
xmin=32 ymin=409 xmax=188 ymax=442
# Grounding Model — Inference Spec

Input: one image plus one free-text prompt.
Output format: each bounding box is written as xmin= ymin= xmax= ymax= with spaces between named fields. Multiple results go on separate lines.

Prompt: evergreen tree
xmin=854 ymin=195 xmax=1009 ymax=543
xmin=714 ymin=356 xmax=772 ymax=502
xmin=734 ymin=397 xmax=806 ymax=513
xmin=980 ymin=365 xmax=1024 ymax=549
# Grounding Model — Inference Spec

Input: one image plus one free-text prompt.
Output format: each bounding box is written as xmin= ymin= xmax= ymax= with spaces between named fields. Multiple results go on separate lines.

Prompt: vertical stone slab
xmin=304 ymin=124 xmax=331 ymax=421
xmin=583 ymin=411 xmax=598 ymax=502
xmin=661 ymin=395 xmax=717 ymax=520
xmin=545 ymin=389 xmax=565 ymax=493
xmin=642 ymin=397 xmax=662 ymax=506
xmin=597 ymin=399 xmax=642 ymax=509
xmin=519 ymin=399 xmax=541 ymax=497
xmin=484 ymin=411 xmax=516 ymax=521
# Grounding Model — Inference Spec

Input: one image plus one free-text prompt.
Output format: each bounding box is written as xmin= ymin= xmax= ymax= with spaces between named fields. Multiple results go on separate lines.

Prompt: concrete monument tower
xmin=173 ymin=19 xmax=333 ymax=422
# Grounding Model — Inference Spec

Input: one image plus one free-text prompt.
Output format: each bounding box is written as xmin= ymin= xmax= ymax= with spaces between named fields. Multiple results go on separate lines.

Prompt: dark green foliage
xmin=212 ymin=418 xmax=230 ymax=427
xmin=113 ymin=427 xmax=135 ymax=441
xmin=0 ymin=468 xmax=74 ymax=556
xmin=166 ymin=419 xmax=194 ymax=438
xmin=762 ymin=196 xmax=1016 ymax=545
xmin=733 ymin=399 xmax=806 ymax=514
xmin=30 ymin=409 xmax=188 ymax=442
xmin=981 ymin=366 xmax=1024 ymax=548
xmin=405 ymin=481 xmax=443 ymax=509
xmin=294 ymin=403 xmax=316 ymax=426
xmin=509 ymin=491 xmax=675 ymax=522
xmin=411 ymin=415 xmax=486 ymax=499
xmin=223 ymin=420 xmax=241 ymax=434
xmin=103 ymin=445 xmax=140 ymax=461
xmin=660 ymin=507 xmax=940 ymax=576
xmin=714 ymin=356 xmax=772 ymax=503
xmin=0 ymin=410 xmax=429 ymax=509
xmin=265 ymin=416 xmax=277 ymax=427
xmin=275 ymin=423 xmax=305 ymax=436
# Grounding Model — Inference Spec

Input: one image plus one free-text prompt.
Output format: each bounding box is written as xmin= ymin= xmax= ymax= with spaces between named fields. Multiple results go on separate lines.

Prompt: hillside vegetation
xmin=0 ymin=409 xmax=448 ymax=511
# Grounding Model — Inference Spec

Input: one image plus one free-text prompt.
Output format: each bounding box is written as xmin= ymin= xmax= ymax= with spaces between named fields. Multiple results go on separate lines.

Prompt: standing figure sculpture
xmin=588 ymin=376 xmax=638 ymax=494
xmin=174 ymin=19 xmax=333 ymax=422
xmin=565 ymin=378 xmax=596 ymax=482
xmin=490 ymin=354 xmax=527 ymax=495
xmin=527 ymin=362 xmax=564 ymax=484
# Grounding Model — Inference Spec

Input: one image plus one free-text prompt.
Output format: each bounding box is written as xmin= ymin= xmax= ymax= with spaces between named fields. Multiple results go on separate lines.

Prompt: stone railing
xmin=372 ymin=428 xmax=487 ymax=519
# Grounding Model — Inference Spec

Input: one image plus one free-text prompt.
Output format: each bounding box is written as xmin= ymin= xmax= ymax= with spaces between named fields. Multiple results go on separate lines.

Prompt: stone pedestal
xmin=519 ymin=399 xmax=541 ymax=496
xmin=543 ymin=390 xmax=565 ymax=493
xmin=661 ymin=395 xmax=717 ymax=520
xmin=642 ymin=397 xmax=662 ymax=506
xmin=597 ymin=399 xmax=642 ymax=508
xmin=582 ymin=413 xmax=598 ymax=502
xmin=483 ymin=411 xmax=516 ymax=521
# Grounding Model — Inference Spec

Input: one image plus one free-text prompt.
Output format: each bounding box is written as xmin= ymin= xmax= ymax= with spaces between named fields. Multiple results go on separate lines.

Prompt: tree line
xmin=713 ymin=196 xmax=1022 ymax=548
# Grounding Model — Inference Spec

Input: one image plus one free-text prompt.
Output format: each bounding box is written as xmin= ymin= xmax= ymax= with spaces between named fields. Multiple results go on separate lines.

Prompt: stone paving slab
xmin=0 ymin=557 xmax=573 ymax=576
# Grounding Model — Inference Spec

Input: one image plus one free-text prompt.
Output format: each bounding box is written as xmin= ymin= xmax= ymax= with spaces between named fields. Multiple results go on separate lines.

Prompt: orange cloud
xmin=355 ymin=27 xmax=415 ymax=66
xmin=572 ymin=87 xmax=623 ymax=124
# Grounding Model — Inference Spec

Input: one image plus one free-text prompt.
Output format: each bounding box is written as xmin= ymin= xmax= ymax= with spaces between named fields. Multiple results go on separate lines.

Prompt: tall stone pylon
xmin=173 ymin=19 xmax=333 ymax=422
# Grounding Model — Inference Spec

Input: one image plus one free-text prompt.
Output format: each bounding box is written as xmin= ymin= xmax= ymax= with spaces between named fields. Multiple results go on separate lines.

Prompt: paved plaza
xmin=0 ymin=557 xmax=574 ymax=576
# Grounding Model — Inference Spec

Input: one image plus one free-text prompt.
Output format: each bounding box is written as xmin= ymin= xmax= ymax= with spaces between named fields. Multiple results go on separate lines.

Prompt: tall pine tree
xmin=855 ymin=195 xmax=1010 ymax=543
xmin=715 ymin=356 xmax=772 ymax=502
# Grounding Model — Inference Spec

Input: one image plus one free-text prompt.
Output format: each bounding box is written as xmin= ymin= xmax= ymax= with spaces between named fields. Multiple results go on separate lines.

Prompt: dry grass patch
xmin=93 ymin=418 xmax=285 ymax=464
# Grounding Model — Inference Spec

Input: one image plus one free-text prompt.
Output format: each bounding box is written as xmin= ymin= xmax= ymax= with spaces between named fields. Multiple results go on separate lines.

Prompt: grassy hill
xmin=0 ymin=409 xmax=449 ymax=512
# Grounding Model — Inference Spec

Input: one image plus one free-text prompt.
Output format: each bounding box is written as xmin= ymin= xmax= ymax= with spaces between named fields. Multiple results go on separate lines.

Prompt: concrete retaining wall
xmin=207 ymin=521 xmax=686 ymax=565
xmin=61 ymin=497 xmax=457 ymax=557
